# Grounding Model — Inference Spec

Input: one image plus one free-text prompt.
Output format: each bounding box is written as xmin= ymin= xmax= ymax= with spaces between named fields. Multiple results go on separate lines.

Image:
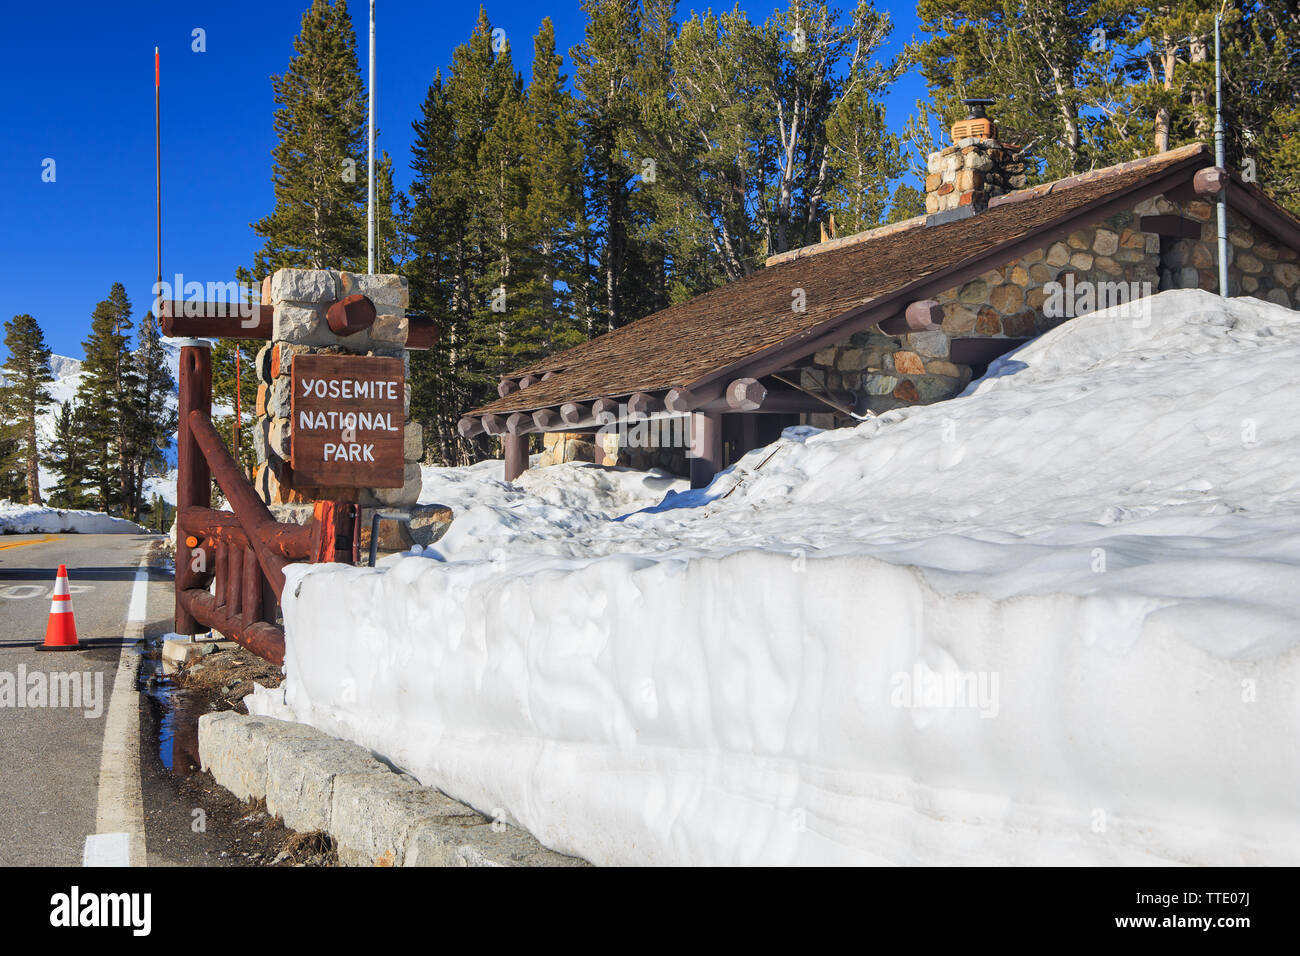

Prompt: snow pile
xmin=253 ymin=290 xmax=1300 ymax=865
xmin=415 ymin=459 xmax=687 ymax=560
xmin=0 ymin=501 xmax=146 ymax=535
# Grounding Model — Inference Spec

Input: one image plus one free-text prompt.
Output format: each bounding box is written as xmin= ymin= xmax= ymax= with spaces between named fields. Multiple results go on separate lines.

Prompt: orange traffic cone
xmin=37 ymin=565 xmax=80 ymax=651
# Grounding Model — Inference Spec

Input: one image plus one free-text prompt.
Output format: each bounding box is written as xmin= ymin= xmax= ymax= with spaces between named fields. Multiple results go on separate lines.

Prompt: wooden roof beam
xmin=532 ymin=408 xmax=561 ymax=430
xmin=592 ymin=398 xmax=619 ymax=424
xmin=1225 ymin=180 xmax=1300 ymax=252
xmin=878 ymin=299 xmax=943 ymax=335
xmin=560 ymin=401 xmax=591 ymax=426
xmin=726 ymin=378 xmax=766 ymax=411
xmin=506 ymin=412 xmax=537 ymax=436
xmin=457 ymin=416 xmax=485 ymax=439
xmin=627 ymin=391 xmax=663 ymax=418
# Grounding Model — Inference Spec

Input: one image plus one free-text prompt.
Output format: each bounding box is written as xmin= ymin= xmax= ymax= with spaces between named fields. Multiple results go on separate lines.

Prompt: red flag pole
xmin=235 ymin=346 xmax=243 ymax=472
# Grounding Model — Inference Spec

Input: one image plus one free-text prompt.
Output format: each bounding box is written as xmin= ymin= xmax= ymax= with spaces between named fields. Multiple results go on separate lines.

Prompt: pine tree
xmin=373 ymin=150 xmax=413 ymax=273
xmin=0 ymin=313 xmax=56 ymax=504
xmin=128 ymin=311 xmax=177 ymax=521
xmin=252 ymin=0 xmax=367 ymax=274
xmin=572 ymin=0 xmax=667 ymax=329
xmin=508 ymin=18 xmax=587 ymax=367
xmin=408 ymin=68 xmax=471 ymax=464
xmin=47 ymin=399 xmax=94 ymax=509
xmin=210 ymin=339 xmax=255 ymax=477
xmin=1104 ymin=0 xmax=1300 ymax=214
xmin=912 ymin=0 xmax=1122 ymax=179
xmin=824 ymin=56 xmax=906 ymax=234
xmin=76 ymin=283 xmax=138 ymax=514
xmin=407 ymin=8 xmax=521 ymax=463
xmin=886 ymin=182 xmax=927 ymax=222
xmin=0 ymin=388 xmax=28 ymax=501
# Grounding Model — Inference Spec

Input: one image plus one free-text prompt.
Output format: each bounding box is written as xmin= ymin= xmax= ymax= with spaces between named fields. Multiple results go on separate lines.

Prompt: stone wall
xmin=1138 ymin=196 xmax=1300 ymax=305
xmin=251 ymin=268 xmax=423 ymax=517
xmin=539 ymin=426 xmax=688 ymax=473
xmin=799 ymin=327 xmax=972 ymax=419
xmin=802 ymin=195 xmax=1297 ymax=426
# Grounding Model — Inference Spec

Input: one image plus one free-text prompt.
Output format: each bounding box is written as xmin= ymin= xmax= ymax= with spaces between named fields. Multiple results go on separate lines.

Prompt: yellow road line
xmin=0 ymin=535 xmax=58 ymax=551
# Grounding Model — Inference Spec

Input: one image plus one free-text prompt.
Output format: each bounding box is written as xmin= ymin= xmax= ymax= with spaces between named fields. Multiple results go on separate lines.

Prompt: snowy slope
xmin=254 ymin=290 xmax=1300 ymax=865
xmin=20 ymin=344 xmax=183 ymax=501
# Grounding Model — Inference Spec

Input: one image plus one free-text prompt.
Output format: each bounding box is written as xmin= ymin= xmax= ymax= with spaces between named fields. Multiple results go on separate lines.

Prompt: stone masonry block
xmin=907 ymin=331 xmax=949 ymax=359
xmin=403 ymin=813 xmax=588 ymax=868
xmin=271 ymin=268 xmax=339 ymax=304
xmin=332 ymin=772 xmax=479 ymax=866
xmin=273 ymin=303 xmax=329 ymax=345
xmin=372 ymin=462 xmax=422 ymax=509
xmin=197 ymin=712 xmax=325 ymax=802
xmin=255 ymin=343 xmax=274 ymax=384
xmin=269 ymin=377 xmax=292 ymax=419
xmin=269 ymin=417 xmax=292 ymax=458
xmin=265 ymin=736 xmax=392 ymax=835
xmin=369 ymin=313 xmax=409 ymax=345
xmin=404 ymin=421 xmax=424 ymax=462
xmin=340 ymin=272 xmax=410 ymax=310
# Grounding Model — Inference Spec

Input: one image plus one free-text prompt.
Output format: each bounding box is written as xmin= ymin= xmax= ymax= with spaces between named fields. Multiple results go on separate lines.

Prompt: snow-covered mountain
xmin=28 ymin=343 xmax=182 ymax=502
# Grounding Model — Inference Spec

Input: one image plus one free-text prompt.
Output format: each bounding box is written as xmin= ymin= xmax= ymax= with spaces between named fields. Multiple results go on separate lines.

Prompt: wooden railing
xmin=172 ymin=342 xmax=355 ymax=665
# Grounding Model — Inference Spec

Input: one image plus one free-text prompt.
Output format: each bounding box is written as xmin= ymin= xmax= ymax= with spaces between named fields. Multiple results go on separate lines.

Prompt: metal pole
xmin=155 ymin=46 xmax=161 ymax=292
xmin=367 ymin=0 xmax=376 ymax=275
xmin=1214 ymin=13 xmax=1229 ymax=297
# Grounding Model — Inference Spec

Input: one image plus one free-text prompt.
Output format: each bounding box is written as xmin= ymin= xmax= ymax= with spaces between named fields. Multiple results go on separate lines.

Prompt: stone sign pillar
xmin=251 ymin=267 xmax=422 ymax=524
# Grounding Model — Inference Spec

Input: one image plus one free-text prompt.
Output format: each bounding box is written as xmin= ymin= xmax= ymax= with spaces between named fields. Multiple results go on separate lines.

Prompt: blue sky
xmin=2 ymin=0 xmax=925 ymax=361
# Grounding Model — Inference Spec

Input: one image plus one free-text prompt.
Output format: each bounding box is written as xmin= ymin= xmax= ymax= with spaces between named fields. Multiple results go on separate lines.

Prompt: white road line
xmin=84 ymin=554 xmax=152 ymax=867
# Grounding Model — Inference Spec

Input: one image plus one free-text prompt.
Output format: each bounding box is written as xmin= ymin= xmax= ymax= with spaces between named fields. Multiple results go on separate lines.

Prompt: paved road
xmin=0 ymin=533 xmax=170 ymax=865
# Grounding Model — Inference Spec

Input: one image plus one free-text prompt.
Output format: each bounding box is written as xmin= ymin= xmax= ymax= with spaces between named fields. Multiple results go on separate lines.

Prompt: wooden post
xmin=689 ymin=411 xmax=721 ymax=490
xmin=503 ymin=433 xmax=529 ymax=482
xmin=175 ymin=342 xmax=212 ymax=633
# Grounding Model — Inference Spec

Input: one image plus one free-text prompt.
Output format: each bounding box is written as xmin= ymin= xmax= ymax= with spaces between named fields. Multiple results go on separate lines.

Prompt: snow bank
xmin=415 ymin=459 xmax=687 ymax=561
xmin=0 ymin=502 xmax=146 ymax=535
xmin=254 ymin=290 xmax=1300 ymax=865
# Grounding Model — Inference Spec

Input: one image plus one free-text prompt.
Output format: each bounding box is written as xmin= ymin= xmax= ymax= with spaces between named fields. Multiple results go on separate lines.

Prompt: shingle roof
xmin=469 ymin=143 xmax=1215 ymax=417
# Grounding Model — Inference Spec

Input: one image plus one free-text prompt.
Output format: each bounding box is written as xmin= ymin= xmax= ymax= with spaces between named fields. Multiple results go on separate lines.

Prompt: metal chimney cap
xmin=962 ymin=97 xmax=995 ymax=119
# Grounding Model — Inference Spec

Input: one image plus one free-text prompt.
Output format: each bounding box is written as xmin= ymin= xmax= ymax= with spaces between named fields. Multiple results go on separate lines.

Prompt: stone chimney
xmin=924 ymin=98 xmax=1028 ymax=217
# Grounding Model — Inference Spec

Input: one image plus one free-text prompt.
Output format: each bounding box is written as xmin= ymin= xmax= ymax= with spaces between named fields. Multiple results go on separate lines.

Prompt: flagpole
xmin=367 ymin=0 xmax=376 ymax=275
xmin=156 ymin=46 xmax=162 ymax=292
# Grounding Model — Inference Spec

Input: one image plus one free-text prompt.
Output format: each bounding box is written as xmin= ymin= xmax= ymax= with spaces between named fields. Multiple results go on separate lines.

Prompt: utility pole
xmin=1214 ymin=12 xmax=1229 ymax=297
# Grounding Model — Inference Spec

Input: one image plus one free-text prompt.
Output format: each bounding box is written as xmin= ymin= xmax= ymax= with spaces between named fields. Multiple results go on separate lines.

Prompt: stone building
xmin=462 ymin=116 xmax=1300 ymax=489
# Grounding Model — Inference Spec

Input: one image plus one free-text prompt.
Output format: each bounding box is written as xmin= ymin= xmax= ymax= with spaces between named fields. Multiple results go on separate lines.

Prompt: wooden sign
xmin=290 ymin=354 xmax=405 ymax=488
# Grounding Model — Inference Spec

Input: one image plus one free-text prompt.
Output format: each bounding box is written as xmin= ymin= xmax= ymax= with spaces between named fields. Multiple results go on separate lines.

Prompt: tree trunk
xmin=24 ymin=417 xmax=41 ymax=505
